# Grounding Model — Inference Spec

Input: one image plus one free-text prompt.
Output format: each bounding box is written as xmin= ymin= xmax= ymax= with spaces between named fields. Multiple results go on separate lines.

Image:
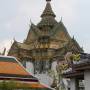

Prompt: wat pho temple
xmin=0 ymin=0 xmax=90 ymax=90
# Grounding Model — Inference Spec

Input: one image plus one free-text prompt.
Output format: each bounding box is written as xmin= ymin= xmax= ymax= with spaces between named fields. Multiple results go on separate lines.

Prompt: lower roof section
xmin=0 ymin=56 xmax=52 ymax=89
xmin=0 ymin=80 xmax=52 ymax=89
xmin=63 ymin=71 xmax=84 ymax=78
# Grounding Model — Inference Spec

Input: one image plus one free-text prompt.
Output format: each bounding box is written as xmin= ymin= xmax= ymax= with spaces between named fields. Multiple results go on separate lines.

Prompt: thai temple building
xmin=0 ymin=56 xmax=51 ymax=90
xmin=8 ymin=0 xmax=83 ymax=88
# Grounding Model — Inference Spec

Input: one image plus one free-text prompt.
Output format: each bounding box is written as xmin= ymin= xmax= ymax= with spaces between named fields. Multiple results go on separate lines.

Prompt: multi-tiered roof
xmin=37 ymin=0 xmax=57 ymax=28
xmin=0 ymin=56 xmax=51 ymax=89
xmin=8 ymin=0 xmax=83 ymax=59
xmin=8 ymin=0 xmax=83 ymax=70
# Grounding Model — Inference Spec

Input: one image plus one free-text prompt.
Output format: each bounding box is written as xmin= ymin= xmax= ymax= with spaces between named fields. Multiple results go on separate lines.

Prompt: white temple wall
xmin=33 ymin=61 xmax=57 ymax=86
xmin=35 ymin=73 xmax=53 ymax=86
xmin=70 ymin=78 xmax=76 ymax=90
xmin=84 ymin=70 xmax=90 ymax=90
xmin=51 ymin=61 xmax=57 ymax=71
xmin=26 ymin=61 xmax=34 ymax=74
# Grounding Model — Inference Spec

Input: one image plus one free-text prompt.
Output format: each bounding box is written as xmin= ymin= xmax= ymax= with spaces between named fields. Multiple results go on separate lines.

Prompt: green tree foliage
xmin=0 ymin=80 xmax=16 ymax=90
xmin=0 ymin=80 xmax=49 ymax=90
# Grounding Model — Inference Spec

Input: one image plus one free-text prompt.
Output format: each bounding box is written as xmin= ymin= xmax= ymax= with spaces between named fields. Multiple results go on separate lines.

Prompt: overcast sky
xmin=0 ymin=0 xmax=90 ymax=53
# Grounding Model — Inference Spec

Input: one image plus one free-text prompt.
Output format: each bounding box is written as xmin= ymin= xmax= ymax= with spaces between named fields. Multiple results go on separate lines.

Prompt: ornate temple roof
xmin=37 ymin=0 xmax=57 ymax=28
xmin=24 ymin=23 xmax=40 ymax=44
xmin=41 ymin=0 xmax=56 ymax=18
xmin=8 ymin=0 xmax=83 ymax=62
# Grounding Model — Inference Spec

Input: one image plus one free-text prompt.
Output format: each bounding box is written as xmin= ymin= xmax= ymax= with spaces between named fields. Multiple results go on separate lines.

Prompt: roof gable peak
xmin=41 ymin=0 xmax=56 ymax=18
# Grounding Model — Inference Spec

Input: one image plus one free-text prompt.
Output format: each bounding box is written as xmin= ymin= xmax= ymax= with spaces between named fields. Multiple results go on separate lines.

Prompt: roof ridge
xmin=0 ymin=56 xmax=17 ymax=63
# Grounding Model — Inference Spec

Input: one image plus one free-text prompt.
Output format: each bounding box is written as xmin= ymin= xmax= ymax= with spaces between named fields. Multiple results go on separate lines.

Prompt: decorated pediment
xmin=51 ymin=21 xmax=71 ymax=42
xmin=24 ymin=23 xmax=41 ymax=44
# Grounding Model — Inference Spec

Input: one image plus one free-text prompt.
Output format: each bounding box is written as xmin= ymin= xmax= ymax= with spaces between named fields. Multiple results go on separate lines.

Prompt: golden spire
xmin=41 ymin=0 xmax=55 ymax=18
xmin=37 ymin=0 xmax=57 ymax=27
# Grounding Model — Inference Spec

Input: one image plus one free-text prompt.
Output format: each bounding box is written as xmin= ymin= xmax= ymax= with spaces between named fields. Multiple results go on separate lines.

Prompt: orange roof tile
xmin=0 ymin=56 xmax=37 ymax=81
xmin=0 ymin=56 xmax=51 ymax=89
xmin=0 ymin=62 xmax=28 ymax=75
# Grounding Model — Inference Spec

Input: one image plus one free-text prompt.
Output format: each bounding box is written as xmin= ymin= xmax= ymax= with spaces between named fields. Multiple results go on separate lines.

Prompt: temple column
xmin=84 ymin=70 xmax=90 ymax=90
xmin=70 ymin=78 xmax=77 ymax=90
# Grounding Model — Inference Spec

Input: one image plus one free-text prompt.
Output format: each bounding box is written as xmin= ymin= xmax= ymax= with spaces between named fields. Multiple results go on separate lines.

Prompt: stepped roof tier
xmin=37 ymin=0 xmax=57 ymax=30
xmin=0 ymin=56 xmax=36 ymax=80
xmin=0 ymin=56 xmax=51 ymax=89
xmin=41 ymin=0 xmax=56 ymax=18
